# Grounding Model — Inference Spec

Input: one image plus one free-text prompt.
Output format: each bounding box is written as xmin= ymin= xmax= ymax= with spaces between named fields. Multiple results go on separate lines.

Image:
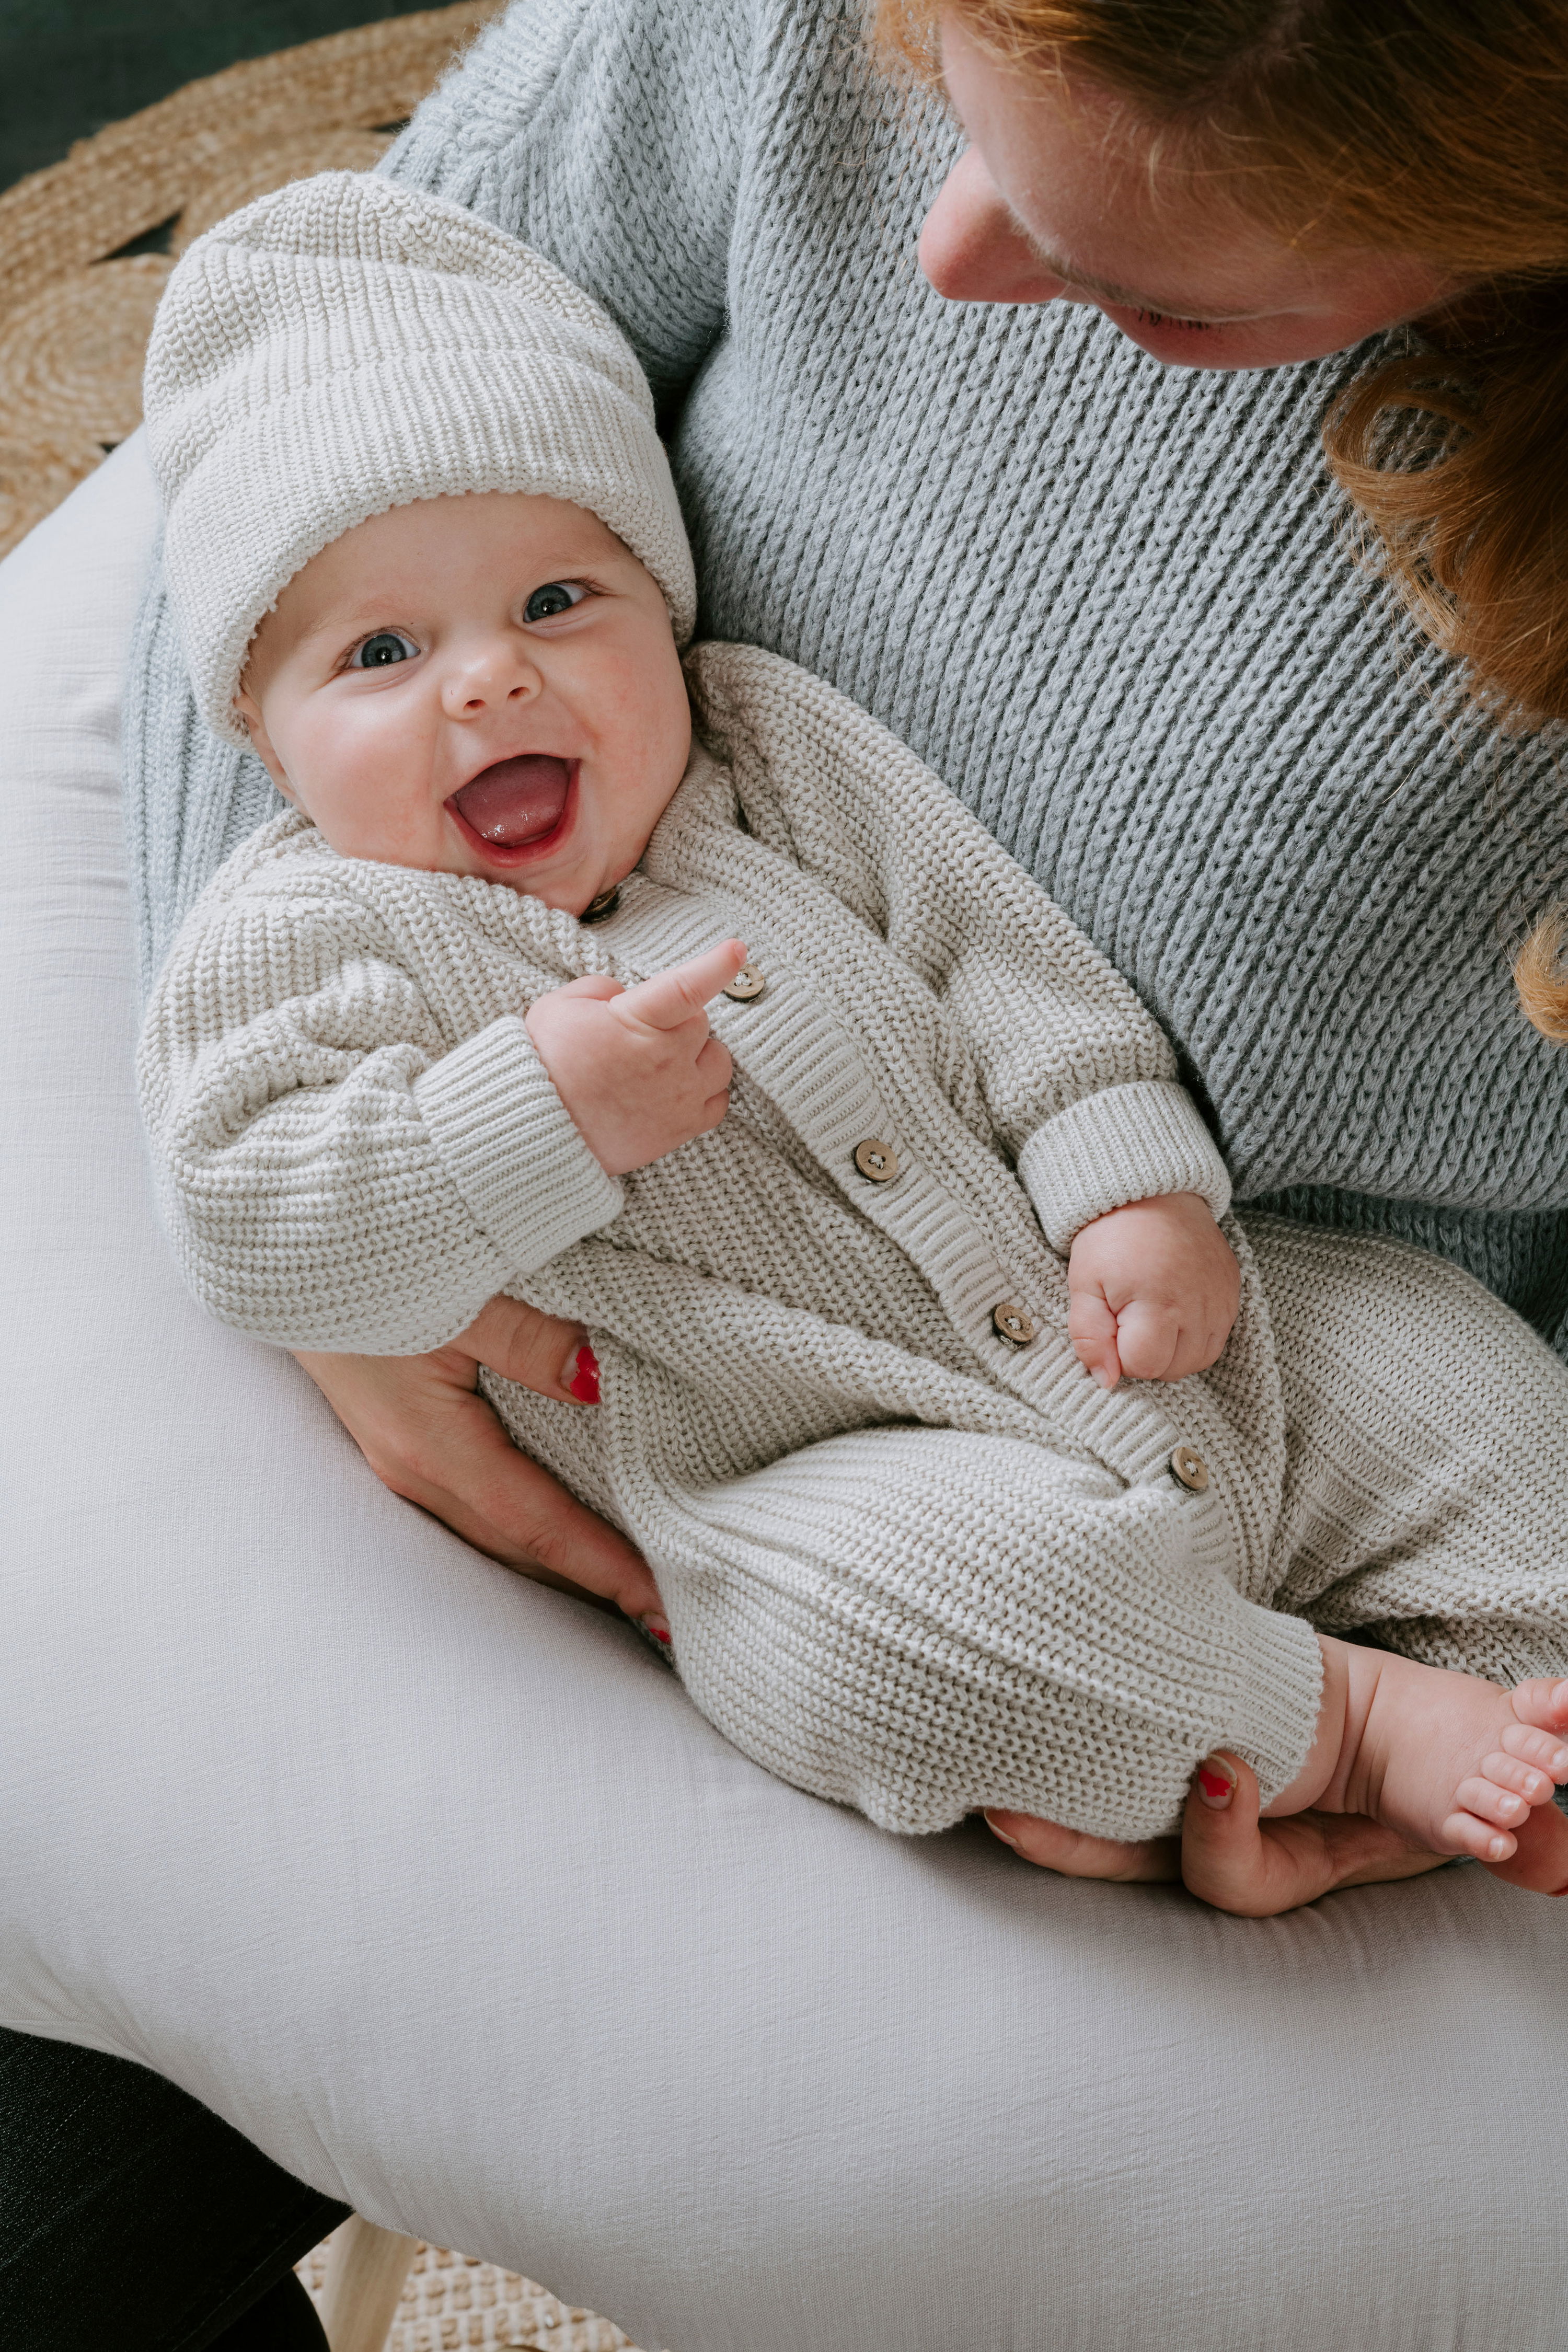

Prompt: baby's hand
xmin=525 ymin=938 xmax=746 ymax=1177
xmin=1067 ymin=1193 xmax=1239 ymax=1389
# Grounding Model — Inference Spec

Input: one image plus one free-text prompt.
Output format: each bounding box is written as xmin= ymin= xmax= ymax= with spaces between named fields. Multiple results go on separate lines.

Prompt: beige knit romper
xmin=140 ymin=644 xmax=1568 ymax=1842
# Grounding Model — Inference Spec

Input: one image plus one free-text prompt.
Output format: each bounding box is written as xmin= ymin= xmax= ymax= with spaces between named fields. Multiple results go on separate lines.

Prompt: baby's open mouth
xmin=446 ymin=755 xmax=574 ymax=854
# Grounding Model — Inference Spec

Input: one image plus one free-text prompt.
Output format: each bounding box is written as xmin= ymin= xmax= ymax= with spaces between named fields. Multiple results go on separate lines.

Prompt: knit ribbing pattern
xmin=140 ymin=643 xmax=1568 ymax=1839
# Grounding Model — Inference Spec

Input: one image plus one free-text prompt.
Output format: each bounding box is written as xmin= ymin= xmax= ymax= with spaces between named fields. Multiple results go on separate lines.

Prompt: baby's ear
xmin=233 ymin=689 xmax=295 ymax=800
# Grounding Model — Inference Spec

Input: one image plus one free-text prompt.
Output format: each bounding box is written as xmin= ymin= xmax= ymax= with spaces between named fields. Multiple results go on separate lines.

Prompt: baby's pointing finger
xmin=617 ymin=939 xmax=748 ymax=1032
xmin=551 ymin=971 xmax=625 ymax=1002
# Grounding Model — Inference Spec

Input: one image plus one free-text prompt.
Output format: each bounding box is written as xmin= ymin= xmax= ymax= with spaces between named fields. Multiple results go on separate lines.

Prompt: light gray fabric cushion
xmin=3 ymin=440 xmax=1566 ymax=2352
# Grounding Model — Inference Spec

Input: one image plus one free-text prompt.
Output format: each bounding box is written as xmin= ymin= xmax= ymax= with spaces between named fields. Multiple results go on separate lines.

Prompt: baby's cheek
xmin=294 ymin=722 xmax=442 ymax=867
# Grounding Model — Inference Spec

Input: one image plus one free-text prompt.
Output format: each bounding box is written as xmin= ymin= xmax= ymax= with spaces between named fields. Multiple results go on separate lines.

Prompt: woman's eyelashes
xmin=348 ymin=628 xmax=420 ymax=669
xmin=523 ymin=580 xmax=589 ymax=624
xmin=1133 ymin=309 xmax=1214 ymax=332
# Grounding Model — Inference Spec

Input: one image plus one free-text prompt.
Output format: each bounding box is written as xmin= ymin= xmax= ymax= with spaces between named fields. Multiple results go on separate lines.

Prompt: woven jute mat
xmin=0 ymin=0 xmax=504 ymax=558
xmin=298 ymin=2233 xmax=644 ymax=2352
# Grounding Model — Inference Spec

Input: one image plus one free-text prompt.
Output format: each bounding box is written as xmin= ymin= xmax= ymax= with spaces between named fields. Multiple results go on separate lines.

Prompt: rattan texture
xmin=0 ymin=1 xmax=503 ymax=556
xmin=298 ymin=2233 xmax=644 ymax=2352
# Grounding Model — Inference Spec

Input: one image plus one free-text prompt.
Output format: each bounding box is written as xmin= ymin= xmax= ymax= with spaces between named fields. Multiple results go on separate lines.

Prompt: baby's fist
xmin=1068 ymin=1194 xmax=1239 ymax=1389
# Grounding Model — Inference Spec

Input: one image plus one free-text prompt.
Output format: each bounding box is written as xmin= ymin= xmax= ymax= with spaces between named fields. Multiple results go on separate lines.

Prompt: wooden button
xmin=580 ymin=885 xmax=621 ymax=926
xmin=1170 ymin=1444 xmax=1209 ymax=1493
xmin=852 ymin=1138 xmax=901 ymax=1184
xmin=991 ymin=1302 xmax=1036 ymax=1348
xmin=723 ymin=962 xmax=767 ymax=1001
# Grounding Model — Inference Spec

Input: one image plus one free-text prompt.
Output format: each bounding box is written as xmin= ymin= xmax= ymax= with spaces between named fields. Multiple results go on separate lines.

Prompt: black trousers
xmin=0 ymin=2027 xmax=350 ymax=2351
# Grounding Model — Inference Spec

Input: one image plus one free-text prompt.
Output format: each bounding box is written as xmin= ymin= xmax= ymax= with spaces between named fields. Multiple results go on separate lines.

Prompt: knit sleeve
xmin=688 ymin=643 xmax=1232 ymax=1249
xmin=381 ymin=0 xmax=756 ymax=405
xmin=137 ymin=848 xmax=622 ymax=1354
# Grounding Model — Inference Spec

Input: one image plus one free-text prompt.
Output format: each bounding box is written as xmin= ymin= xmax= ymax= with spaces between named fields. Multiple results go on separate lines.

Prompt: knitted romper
xmin=140 ymin=644 xmax=1568 ymax=1845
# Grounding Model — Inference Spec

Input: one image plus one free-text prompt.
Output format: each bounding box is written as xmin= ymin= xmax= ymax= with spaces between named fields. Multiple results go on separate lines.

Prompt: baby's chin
xmin=441 ymin=839 xmax=618 ymax=916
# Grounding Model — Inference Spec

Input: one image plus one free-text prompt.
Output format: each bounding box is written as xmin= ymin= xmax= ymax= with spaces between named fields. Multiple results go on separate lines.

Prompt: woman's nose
xmin=441 ymin=639 xmax=542 ymax=718
xmin=917 ymin=146 xmax=1068 ymax=305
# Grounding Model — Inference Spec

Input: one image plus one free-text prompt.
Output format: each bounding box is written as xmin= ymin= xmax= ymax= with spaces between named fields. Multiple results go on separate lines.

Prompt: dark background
xmin=1 ymin=1 xmax=440 ymax=192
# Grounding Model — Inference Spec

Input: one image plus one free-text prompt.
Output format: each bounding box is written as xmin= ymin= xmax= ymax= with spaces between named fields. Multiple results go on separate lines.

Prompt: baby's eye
xmin=524 ymin=581 xmax=587 ymax=624
xmin=350 ymin=630 xmax=419 ymax=669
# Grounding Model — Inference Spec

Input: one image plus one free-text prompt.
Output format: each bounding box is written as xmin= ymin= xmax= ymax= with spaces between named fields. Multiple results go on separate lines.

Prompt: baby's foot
xmin=1270 ymin=1643 xmax=1568 ymax=1895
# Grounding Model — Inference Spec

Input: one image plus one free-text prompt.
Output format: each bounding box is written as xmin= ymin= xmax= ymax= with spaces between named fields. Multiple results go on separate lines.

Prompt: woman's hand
xmin=294 ymin=1295 xmax=667 ymax=1631
xmin=984 ymin=1756 xmax=1446 ymax=1916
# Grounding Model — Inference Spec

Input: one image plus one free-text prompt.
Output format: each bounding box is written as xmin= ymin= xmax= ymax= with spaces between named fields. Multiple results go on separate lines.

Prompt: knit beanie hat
xmin=142 ymin=170 xmax=697 ymax=745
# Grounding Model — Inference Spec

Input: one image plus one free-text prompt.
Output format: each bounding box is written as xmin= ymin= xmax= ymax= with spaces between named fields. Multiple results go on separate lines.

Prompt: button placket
xmin=605 ymin=885 xmax=1055 ymax=1388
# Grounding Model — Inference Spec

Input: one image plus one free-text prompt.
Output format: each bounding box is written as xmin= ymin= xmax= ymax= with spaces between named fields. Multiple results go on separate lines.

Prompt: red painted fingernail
xmin=649 ymin=1623 xmax=671 ymax=1644
xmin=568 ymin=1344 xmax=600 ymax=1404
xmin=1195 ymin=1757 xmax=1236 ymax=1808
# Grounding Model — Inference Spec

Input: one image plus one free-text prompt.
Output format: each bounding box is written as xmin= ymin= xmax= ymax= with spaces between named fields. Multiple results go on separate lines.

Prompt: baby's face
xmin=236 ymin=491 xmax=692 ymax=914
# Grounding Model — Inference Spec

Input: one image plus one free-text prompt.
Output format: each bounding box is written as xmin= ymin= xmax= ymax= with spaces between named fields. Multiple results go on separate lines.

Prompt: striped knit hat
xmin=142 ymin=170 xmax=696 ymax=745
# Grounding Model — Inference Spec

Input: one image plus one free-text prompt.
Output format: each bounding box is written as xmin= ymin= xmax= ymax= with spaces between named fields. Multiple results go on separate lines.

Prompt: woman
xmin=19 ymin=1 xmax=1568 ymax=2341
xmin=126 ymin=0 xmax=1568 ymax=1900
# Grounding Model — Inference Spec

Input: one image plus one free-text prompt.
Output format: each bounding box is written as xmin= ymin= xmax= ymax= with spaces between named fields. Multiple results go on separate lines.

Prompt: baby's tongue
xmin=448 ymin=755 xmax=570 ymax=846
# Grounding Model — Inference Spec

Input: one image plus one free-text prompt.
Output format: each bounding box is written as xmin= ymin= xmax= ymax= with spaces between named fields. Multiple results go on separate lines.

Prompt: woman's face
xmin=920 ymin=8 xmax=1465 ymax=369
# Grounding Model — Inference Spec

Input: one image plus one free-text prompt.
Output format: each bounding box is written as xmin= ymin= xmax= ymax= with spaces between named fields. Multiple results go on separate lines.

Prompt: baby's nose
xmin=444 ymin=647 xmax=540 ymax=714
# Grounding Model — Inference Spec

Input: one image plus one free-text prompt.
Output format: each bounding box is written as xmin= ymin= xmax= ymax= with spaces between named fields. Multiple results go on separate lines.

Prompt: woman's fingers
xmin=395 ymin=1383 xmax=663 ymax=1620
xmin=984 ymin=1809 xmax=1179 ymax=1883
xmin=452 ymin=1294 xmax=591 ymax=1403
xmin=979 ymin=1775 xmax=1446 ymax=1913
xmin=294 ymin=1339 xmax=665 ymax=1624
xmin=1180 ymin=1753 xmax=1446 ymax=1916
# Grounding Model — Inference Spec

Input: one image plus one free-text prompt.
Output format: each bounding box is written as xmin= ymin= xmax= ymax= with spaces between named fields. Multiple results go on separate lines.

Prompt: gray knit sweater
xmin=124 ymin=0 xmax=1568 ymax=1346
xmin=142 ymin=643 xmax=1568 ymax=1840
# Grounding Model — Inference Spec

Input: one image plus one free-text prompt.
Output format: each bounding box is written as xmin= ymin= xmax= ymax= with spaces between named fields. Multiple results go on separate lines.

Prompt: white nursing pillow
xmin=2 ymin=442 xmax=1565 ymax=2352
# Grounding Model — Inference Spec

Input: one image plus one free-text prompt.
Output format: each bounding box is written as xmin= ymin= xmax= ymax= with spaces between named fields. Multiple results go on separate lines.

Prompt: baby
xmin=140 ymin=173 xmax=1568 ymax=1891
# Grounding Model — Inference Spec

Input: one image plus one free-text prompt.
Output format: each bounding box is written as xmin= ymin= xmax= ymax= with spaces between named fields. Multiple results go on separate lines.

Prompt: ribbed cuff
xmin=1216 ymin=1601 xmax=1325 ymax=1815
xmin=1018 ymin=1080 xmax=1232 ymax=1252
xmin=413 ymin=1016 xmax=623 ymax=1273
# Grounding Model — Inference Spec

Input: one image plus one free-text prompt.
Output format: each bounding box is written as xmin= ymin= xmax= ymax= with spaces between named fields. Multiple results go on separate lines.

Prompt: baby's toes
xmin=1499 ymin=1719 xmax=1568 ymax=1780
xmin=1509 ymin=1677 xmax=1568 ymax=1736
xmin=1452 ymin=1774 xmax=1535 ymax=1835
xmin=1481 ymin=1747 xmax=1561 ymax=1808
xmin=1440 ymin=1807 xmax=1519 ymax=1864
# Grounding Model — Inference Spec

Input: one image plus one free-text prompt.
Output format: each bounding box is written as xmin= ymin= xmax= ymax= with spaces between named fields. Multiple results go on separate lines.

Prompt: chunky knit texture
xmin=142 ymin=170 xmax=696 ymax=743
xmin=139 ymin=643 xmax=1568 ymax=1840
xmin=122 ymin=0 xmax=1568 ymax=1353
